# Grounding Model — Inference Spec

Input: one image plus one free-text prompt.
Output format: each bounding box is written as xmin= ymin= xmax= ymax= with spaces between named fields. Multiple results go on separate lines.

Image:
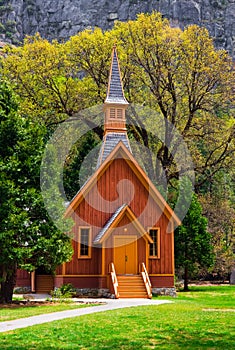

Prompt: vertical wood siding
xmin=63 ymin=158 xmax=173 ymax=276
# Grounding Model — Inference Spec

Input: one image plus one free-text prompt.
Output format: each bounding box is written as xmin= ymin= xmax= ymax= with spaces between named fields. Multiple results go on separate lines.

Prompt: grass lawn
xmin=0 ymin=286 xmax=234 ymax=349
xmin=0 ymin=302 xmax=95 ymax=322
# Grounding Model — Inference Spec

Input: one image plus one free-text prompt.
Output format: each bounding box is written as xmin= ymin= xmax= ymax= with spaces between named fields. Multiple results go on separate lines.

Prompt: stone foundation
xmin=152 ymin=287 xmax=177 ymax=297
xmin=74 ymin=288 xmax=115 ymax=299
xmin=13 ymin=286 xmax=31 ymax=294
xmin=75 ymin=287 xmax=177 ymax=298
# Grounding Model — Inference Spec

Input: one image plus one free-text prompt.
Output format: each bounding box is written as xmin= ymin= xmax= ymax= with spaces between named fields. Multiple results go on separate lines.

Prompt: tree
xmin=1 ymin=13 xmax=234 ymax=282
xmin=114 ymin=14 xmax=235 ymax=189
xmin=1 ymin=33 xmax=105 ymax=131
xmin=63 ymin=131 xmax=100 ymax=200
xmin=0 ymin=81 xmax=73 ymax=303
xmin=175 ymin=194 xmax=214 ymax=291
xmin=199 ymin=174 xmax=235 ymax=280
xmin=1 ymin=13 xmax=234 ymax=191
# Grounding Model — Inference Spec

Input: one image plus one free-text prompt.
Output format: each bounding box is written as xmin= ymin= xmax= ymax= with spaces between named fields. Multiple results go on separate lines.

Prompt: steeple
xmin=96 ymin=46 xmax=132 ymax=168
xmin=103 ymin=46 xmax=129 ymax=134
xmin=105 ymin=46 xmax=128 ymax=105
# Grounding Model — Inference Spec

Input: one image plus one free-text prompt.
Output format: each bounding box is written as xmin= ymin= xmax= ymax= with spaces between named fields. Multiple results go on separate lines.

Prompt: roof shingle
xmin=105 ymin=47 xmax=128 ymax=105
xmin=96 ymin=133 xmax=132 ymax=168
xmin=93 ymin=204 xmax=127 ymax=244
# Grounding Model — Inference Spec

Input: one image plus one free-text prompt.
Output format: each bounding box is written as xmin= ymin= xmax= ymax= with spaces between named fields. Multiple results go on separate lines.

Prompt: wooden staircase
xmin=117 ymin=275 xmax=149 ymax=298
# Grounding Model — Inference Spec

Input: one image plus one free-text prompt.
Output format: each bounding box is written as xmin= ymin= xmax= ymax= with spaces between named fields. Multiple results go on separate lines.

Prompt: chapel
xmin=16 ymin=47 xmax=180 ymax=298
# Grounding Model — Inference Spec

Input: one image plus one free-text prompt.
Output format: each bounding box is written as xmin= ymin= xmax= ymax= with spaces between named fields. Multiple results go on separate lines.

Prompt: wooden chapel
xmin=16 ymin=47 xmax=180 ymax=297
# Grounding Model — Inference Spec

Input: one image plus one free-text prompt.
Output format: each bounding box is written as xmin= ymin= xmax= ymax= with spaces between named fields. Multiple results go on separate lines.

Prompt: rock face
xmin=0 ymin=0 xmax=235 ymax=58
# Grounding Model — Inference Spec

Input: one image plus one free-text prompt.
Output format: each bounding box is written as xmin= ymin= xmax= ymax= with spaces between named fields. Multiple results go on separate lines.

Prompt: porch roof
xmin=93 ymin=204 xmax=153 ymax=245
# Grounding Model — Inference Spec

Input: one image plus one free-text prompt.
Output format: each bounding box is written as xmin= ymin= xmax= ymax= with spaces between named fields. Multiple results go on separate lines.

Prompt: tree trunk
xmin=0 ymin=266 xmax=17 ymax=304
xmin=184 ymin=266 xmax=189 ymax=291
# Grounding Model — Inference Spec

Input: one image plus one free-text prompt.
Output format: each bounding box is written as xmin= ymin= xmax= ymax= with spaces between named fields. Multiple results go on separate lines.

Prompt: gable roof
xmin=105 ymin=46 xmax=128 ymax=105
xmin=93 ymin=204 xmax=153 ymax=244
xmin=65 ymin=141 xmax=181 ymax=227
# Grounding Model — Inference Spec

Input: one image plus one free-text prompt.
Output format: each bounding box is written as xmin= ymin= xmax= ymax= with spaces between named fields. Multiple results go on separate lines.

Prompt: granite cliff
xmin=0 ymin=0 xmax=234 ymax=58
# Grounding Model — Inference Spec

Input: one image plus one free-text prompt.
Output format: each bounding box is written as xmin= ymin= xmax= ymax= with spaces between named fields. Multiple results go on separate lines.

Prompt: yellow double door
xmin=114 ymin=236 xmax=137 ymax=274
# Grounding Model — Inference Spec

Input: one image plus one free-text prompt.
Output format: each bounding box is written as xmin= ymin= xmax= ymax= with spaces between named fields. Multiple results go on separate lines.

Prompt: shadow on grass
xmin=177 ymin=285 xmax=233 ymax=293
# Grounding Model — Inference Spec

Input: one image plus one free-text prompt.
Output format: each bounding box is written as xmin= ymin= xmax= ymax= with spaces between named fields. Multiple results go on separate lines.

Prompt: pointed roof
xmin=93 ymin=204 xmax=126 ymax=244
xmin=98 ymin=46 xmax=131 ymax=168
xmin=105 ymin=46 xmax=129 ymax=105
xmin=96 ymin=132 xmax=132 ymax=168
xmin=65 ymin=141 xmax=181 ymax=227
xmin=93 ymin=204 xmax=153 ymax=245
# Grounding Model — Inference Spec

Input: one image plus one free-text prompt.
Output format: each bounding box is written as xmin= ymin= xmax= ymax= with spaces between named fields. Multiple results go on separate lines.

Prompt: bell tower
xmin=103 ymin=46 xmax=129 ymax=134
xmin=97 ymin=46 xmax=131 ymax=168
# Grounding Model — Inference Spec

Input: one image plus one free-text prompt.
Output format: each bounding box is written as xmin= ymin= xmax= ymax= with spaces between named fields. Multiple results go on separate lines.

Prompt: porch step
xmin=117 ymin=275 xmax=149 ymax=298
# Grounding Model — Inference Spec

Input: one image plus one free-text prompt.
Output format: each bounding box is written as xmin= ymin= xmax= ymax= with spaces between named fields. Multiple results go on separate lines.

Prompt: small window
xmin=110 ymin=108 xmax=116 ymax=118
xmin=149 ymin=228 xmax=160 ymax=258
xmin=78 ymin=227 xmax=91 ymax=258
xmin=117 ymin=109 xmax=123 ymax=119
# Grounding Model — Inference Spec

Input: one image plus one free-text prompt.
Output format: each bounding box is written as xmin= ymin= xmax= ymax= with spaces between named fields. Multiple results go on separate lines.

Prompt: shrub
xmin=51 ymin=283 xmax=76 ymax=300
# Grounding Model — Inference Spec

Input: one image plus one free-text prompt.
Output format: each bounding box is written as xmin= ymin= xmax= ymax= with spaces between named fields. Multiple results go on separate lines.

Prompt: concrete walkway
xmin=0 ymin=297 xmax=172 ymax=333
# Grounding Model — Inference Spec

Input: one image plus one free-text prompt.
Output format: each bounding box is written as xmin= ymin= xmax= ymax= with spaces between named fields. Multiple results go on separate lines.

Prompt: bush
xmin=51 ymin=283 xmax=76 ymax=300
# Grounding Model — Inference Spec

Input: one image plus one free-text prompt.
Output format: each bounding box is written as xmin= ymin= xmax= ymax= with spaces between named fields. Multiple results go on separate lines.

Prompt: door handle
xmin=125 ymin=255 xmax=128 ymax=262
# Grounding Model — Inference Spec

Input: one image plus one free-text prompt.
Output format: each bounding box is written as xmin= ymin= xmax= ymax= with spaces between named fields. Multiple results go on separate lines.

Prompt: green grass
xmin=0 ymin=302 xmax=93 ymax=322
xmin=0 ymin=286 xmax=234 ymax=349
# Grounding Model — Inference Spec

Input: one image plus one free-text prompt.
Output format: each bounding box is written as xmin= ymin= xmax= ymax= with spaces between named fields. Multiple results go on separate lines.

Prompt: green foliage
xmin=0 ymin=12 xmax=234 ymax=284
xmin=59 ymin=283 xmax=75 ymax=295
xmin=50 ymin=283 xmax=76 ymax=300
xmin=1 ymin=12 xmax=234 ymax=191
xmin=175 ymin=194 xmax=214 ymax=290
xmin=63 ymin=131 xmax=100 ymax=199
xmin=40 ymin=143 xmax=74 ymax=234
xmin=0 ymin=80 xmax=73 ymax=303
xmin=200 ymin=193 xmax=235 ymax=279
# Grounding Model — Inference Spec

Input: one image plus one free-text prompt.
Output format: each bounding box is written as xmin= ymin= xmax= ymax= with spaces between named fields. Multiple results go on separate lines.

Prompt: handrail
xmin=109 ymin=262 xmax=119 ymax=299
xmin=140 ymin=262 xmax=152 ymax=299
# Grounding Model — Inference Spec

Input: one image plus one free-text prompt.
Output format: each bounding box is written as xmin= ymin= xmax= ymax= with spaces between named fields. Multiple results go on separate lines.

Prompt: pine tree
xmin=175 ymin=194 xmax=214 ymax=290
xmin=0 ymin=81 xmax=72 ymax=303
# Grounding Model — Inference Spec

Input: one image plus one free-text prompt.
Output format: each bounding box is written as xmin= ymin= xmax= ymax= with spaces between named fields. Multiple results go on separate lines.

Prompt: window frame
xmin=109 ymin=108 xmax=124 ymax=120
xmin=117 ymin=108 xmax=123 ymax=119
xmin=148 ymin=227 xmax=160 ymax=259
xmin=78 ymin=227 xmax=92 ymax=259
xmin=109 ymin=108 xmax=116 ymax=119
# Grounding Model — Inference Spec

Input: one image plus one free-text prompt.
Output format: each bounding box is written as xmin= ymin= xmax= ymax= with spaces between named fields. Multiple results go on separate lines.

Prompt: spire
xmin=105 ymin=46 xmax=128 ymax=105
xmin=97 ymin=46 xmax=132 ymax=168
xmin=103 ymin=46 xmax=129 ymax=135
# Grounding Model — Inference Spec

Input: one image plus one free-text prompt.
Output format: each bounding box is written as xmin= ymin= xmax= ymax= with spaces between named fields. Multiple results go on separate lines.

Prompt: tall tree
xmin=63 ymin=131 xmax=100 ymax=200
xmin=0 ymin=81 xmax=72 ymax=303
xmin=2 ymin=13 xmax=234 ymax=190
xmin=199 ymin=171 xmax=235 ymax=280
xmin=114 ymin=14 xmax=235 ymax=188
xmin=175 ymin=194 xmax=214 ymax=290
xmin=1 ymin=13 xmax=234 ymax=282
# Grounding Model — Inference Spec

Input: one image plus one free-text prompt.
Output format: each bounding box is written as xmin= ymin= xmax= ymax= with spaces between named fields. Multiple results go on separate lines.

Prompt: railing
xmin=140 ymin=262 xmax=152 ymax=299
xmin=109 ymin=262 xmax=119 ymax=299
